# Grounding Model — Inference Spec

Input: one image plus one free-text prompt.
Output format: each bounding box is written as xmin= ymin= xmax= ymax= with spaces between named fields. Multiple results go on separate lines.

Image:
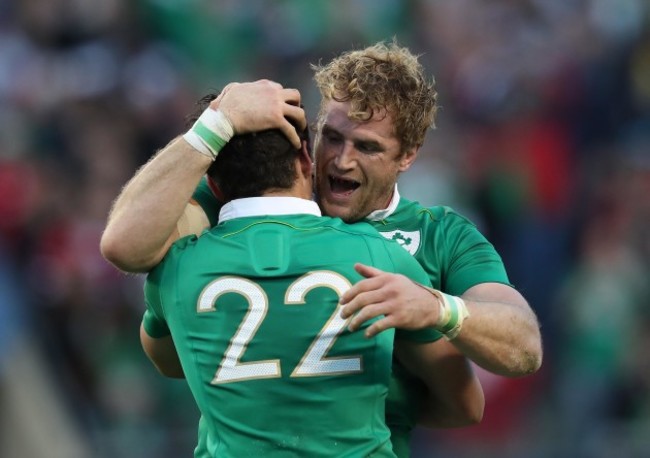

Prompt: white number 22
xmin=197 ymin=271 xmax=362 ymax=384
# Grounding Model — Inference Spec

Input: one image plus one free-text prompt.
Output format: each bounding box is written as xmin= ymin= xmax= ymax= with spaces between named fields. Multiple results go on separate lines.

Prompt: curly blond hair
xmin=312 ymin=40 xmax=438 ymax=152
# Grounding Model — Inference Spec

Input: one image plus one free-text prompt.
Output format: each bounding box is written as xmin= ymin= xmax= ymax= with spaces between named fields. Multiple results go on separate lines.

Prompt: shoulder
xmin=402 ymin=199 xmax=476 ymax=227
xmin=317 ymin=217 xmax=417 ymax=260
xmin=171 ymin=233 xmax=201 ymax=251
xmin=319 ymin=216 xmax=381 ymax=238
xmin=341 ymin=216 xmax=425 ymax=271
xmin=398 ymin=199 xmax=482 ymax=236
xmin=156 ymin=234 xmax=201 ymax=268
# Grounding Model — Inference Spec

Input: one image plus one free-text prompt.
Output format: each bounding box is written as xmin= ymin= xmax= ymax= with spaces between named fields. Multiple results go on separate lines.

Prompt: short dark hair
xmin=188 ymin=93 xmax=310 ymax=202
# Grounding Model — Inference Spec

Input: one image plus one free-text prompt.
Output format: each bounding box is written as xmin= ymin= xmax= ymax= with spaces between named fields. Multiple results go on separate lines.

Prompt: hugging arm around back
xmin=102 ymin=77 xmax=488 ymax=438
xmin=339 ymin=208 xmax=543 ymax=378
xmin=100 ymin=136 xmax=212 ymax=272
xmin=394 ymin=339 xmax=484 ymax=427
xmin=140 ymin=322 xmax=184 ymax=379
xmin=140 ymin=265 xmax=185 ymax=378
xmin=374 ymin=244 xmax=485 ymax=429
xmin=100 ymin=80 xmax=306 ymax=273
xmin=453 ymin=282 xmax=542 ymax=377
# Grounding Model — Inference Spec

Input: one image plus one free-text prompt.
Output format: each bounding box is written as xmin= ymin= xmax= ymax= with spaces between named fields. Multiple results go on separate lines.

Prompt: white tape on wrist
xmin=436 ymin=292 xmax=469 ymax=340
xmin=421 ymin=286 xmax=469 ymax=341
xmin=182 ymin=108 xmax=234 ymax=160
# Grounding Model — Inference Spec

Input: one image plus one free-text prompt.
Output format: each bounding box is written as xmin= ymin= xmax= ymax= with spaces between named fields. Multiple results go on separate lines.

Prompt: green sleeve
xmin=441 ymin=209 xmax=512 ymax=295
xmin=192 ymin=176 xmax=222 ymax=227
xmin=142 ymin=264 xmax=171 ymax=338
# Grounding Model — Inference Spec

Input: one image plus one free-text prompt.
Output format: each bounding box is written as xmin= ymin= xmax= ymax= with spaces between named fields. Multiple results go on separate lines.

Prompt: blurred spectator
xmin=552 ymin=152 xmax=650 ymax=457
xmin=1 ymin=0 xmax=649 ymax=456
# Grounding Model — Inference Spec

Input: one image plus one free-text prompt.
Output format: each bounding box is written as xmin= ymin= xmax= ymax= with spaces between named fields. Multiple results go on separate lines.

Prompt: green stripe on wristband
xmin=439 ymin=293 xmax=460 ymax=334
xmin=193 ymin=120 xmax=227 ymax=154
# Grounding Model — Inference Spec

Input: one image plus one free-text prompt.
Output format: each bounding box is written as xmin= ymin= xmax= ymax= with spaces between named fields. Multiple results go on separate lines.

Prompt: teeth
xmin=329 ymin=176 xmax=360 ymax=195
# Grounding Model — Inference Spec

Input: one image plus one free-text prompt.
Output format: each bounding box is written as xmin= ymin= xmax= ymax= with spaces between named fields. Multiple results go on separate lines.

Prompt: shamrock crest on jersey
xmin=379 ymin=230 xmax=421 ymax=256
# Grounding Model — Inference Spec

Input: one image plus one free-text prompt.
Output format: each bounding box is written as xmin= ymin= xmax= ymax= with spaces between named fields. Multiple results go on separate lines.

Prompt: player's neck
xmin=263 ymin=184 xmax=311 ymax=200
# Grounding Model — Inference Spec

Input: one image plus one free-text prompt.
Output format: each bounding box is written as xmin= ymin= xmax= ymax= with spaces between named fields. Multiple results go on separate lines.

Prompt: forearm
xmin=419 ymin=377 xmax=483 ymax=428
xmin=101 ymin=81 xmax=306 ymax=273
xmin=410 ymin=282 xmax=542 ymax=376
xmin=140 ymin=323 xmax=185 ymax=378
xmin=453 ymin=286 xmax=543 ymax=377
xmin=394 ymin=339 xmax=484 ymax=428
xmin=340 ymin=268 xmax=543 ymax=377
xmin=101 ymin=136 xmax=211 ymax=272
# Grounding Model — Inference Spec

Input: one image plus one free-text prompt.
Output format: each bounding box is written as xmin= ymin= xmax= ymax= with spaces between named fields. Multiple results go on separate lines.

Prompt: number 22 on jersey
xmin=197 ymin=270 xmax=363 ymax=384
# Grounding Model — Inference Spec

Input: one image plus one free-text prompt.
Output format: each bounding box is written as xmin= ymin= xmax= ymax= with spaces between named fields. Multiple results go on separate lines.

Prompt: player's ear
xmin=207 ymin=176 xmax=225 ymax=202
xmin=398 ymin=147 xmax=418 ymax=172
xmin=299 ymin=140 xmax=313 ymax=177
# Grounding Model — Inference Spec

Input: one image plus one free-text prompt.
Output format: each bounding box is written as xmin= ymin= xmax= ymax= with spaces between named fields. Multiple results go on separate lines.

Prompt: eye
xmin=323 ymin=131 xmax=342 ymax=144
xmin=356 ymin=142 xmax=381 ymax=154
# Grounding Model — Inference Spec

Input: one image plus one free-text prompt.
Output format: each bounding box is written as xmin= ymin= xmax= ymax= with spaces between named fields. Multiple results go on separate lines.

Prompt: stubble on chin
xmin=338 ymin=205 xmax=365 ymax=224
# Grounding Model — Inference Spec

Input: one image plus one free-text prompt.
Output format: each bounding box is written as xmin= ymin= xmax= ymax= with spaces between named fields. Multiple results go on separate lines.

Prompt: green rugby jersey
xmin=192 ymin=179 xmax=511 ymax=457
xmin=365 ymin=187 xmax=512 ymax=456
xmin=365 ymin=187 xmax=512 ymax=296
xmin=143 ymin=197 xmax=437 ymax=458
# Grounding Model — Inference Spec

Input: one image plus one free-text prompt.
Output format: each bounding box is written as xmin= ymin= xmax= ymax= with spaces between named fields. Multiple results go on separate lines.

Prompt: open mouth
xmin=328 ymin=175 xmax=360 ymax=197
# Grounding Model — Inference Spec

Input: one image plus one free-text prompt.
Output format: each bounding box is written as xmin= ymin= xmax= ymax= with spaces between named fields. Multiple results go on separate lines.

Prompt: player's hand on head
xmin=340 ymin=263 xmax=440 ymax=338
xmin=210 ymin=82 xmax=241 ymax=107
xmin=211 ymin=79 xmax=306 ymax=149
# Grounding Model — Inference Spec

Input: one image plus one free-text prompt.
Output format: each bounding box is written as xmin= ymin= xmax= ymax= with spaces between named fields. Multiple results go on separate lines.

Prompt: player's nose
xmin=333 ymin=142 xmax=357 ymax=171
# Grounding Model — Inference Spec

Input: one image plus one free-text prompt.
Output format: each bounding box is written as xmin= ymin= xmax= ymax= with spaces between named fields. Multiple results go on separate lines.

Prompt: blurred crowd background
xmin=1 ymin=0 xmax=649 ymax=457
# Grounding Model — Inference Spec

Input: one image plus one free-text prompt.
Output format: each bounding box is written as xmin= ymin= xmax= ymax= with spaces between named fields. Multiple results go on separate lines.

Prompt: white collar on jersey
xmin=219 ymin=197 xmax=322 ymax=223
xmin=365 ymin=185 xmax=400 ymax=221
